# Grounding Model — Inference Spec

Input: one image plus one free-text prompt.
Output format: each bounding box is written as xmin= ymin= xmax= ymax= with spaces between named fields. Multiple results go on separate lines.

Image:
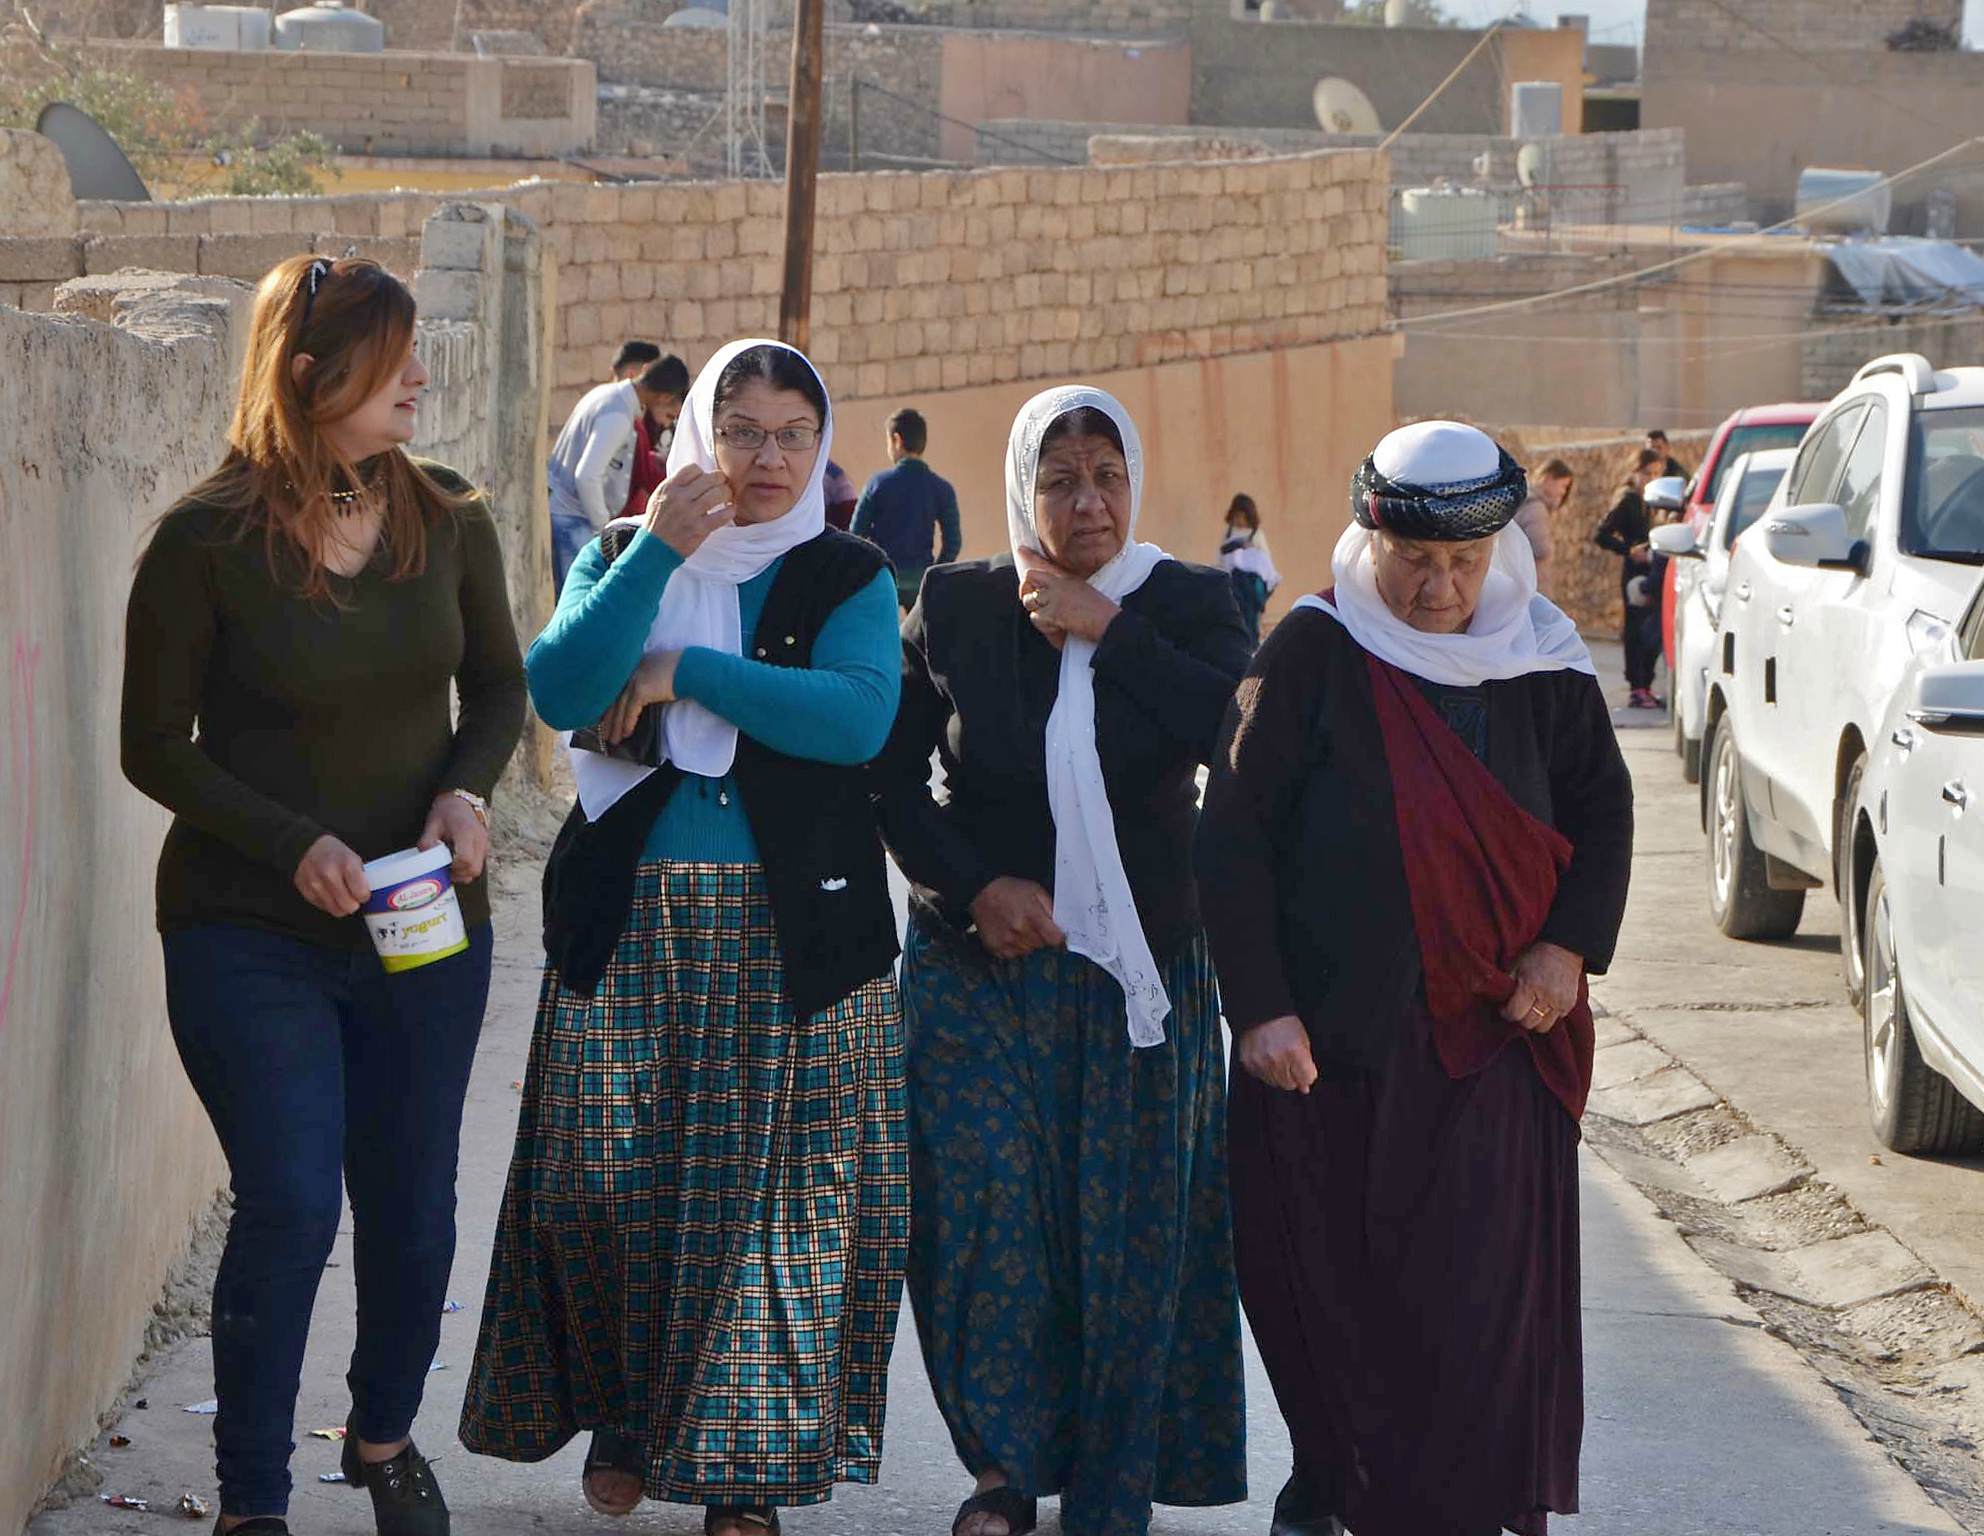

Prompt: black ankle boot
xmin=340 ymin=1430 xmax=450 ymax=1536
xmin=1269 ymin=1471 xmax=1346 ymax=1536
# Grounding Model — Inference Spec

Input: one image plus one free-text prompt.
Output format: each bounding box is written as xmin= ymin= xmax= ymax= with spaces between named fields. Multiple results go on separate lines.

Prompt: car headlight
xmin=1906 ymin=609 xmax=1953 ymax=658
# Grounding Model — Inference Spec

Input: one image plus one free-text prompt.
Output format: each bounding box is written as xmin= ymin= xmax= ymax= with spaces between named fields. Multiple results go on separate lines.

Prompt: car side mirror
xmin=1644 ymin=475 xmax=1688 ymax=513
xmin=1908 ymin=660 xmax=1984 ymax=736
xmin=1650 ymin=524 xmax=1703 ymax=559
xmin=1763 ymin=504 xmax=1860 ymax=571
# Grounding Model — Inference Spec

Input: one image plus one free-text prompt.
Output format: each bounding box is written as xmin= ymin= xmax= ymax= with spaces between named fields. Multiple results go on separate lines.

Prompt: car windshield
xmin=1903 ymin=406 xmax=1984 ymax=563
xmin=1724 ymin=463 xmax=1789 ymax=547
xmin=1708 ymin=423 xmax=1810 ymax=501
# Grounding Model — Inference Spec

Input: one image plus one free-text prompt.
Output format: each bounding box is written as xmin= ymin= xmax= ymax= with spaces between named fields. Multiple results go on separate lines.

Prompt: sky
xmin=1436 ymin=0 xmax=1983 ymax=48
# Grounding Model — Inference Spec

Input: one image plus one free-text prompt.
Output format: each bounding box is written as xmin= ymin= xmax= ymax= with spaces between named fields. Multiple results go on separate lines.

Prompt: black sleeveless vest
xmin=541 ymin=527 xmax=900 ymax=1018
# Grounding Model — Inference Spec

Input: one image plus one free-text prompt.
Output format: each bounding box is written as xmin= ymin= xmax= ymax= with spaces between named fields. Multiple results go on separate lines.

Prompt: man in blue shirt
xmin=852 ymin=408 xmax=962 ymax=610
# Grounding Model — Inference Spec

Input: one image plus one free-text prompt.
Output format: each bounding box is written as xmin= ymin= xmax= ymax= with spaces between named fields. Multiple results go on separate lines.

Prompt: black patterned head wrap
xmin=1351 ymin=421 xmax=1528 ymax=542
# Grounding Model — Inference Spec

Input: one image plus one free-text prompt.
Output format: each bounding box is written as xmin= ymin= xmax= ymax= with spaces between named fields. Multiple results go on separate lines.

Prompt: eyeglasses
xmin=716 ymin=423 xmax=820 ymax=453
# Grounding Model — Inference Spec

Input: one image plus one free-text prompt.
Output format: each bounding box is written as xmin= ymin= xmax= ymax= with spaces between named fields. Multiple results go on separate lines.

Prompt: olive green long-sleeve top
xmin=120 ymin=464 xmax=528 ymax=950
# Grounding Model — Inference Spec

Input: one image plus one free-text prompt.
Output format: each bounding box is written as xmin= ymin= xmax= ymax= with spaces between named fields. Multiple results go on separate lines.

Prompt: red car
xmin=1662 ymin=402 xmax=1824 ymax=669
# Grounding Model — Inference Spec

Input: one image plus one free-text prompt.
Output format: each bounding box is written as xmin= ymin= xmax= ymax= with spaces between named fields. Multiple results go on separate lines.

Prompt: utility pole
xmin=779 ymin=0 xmax=826 ymax=351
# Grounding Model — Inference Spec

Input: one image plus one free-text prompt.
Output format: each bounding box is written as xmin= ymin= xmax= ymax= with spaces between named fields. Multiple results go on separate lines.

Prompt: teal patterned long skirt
xmin=460 ymin=862 xmax=909 ymax=1506
xmin=902 ymin=911 xmax=1248 ymax=1536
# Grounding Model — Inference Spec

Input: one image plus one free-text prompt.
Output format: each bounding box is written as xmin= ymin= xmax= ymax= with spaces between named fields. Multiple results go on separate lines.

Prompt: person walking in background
xmin=1515 ymin=457 xmax=1574 ymax=598
xmin=611 ymin=339 xmax=661 ymax=383
xmin=1216 ymin=492 xmax=1281 ymax=646
xmin=617 ymin=354 xmax=691 ymax=521
xmin=461 ymin=341 xmax=908 ymax=1536
xmin=1197 ymin=421 xmax=1632 ymax=1536
xmin=853 ymin=406 xmax=962 ymax=609
xmin=1645 ymin=429 xmax=1688 ymax=482
xmin=120 ymin=255 xmax=527 ymax=1536
xmin=1596 ymin=448 xmax=1666 ymax=709
xmin=874 ymin=387 xmax=1251 ymax=1536
xmin=547 ymin=357 xmax=691 ymax=593
xmin=824 ymin=458 xmax=859 ymax=530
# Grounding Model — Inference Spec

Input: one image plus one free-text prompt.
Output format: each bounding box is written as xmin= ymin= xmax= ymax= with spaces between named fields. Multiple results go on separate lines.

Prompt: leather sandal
xmin=704 ymin=1507 xmax=780 ymax=1536
xmin=582 ymin=1429 xmax=647 ymax=1517
xmin=952 ymin=1487 xmax=1038 ymax=1536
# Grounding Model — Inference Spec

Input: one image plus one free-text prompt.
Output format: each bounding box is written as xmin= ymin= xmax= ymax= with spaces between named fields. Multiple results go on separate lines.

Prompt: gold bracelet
xmin=448 ymin=787 xmax=490 ymax=828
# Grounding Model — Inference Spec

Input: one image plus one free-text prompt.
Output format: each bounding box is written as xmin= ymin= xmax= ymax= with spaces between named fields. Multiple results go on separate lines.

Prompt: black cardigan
xmin=542 ymin=528 xmax=900 ymax=1017
xmin=1195 ymin=608 xmax=1633 ymax=1065
xmin=874 ymin=555 xmax=1252 ymax=954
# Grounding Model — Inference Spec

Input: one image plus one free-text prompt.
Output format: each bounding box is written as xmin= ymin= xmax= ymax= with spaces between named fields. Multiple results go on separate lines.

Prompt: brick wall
xmin=1644 ymin=0 xmax=1962 ymax=56
xmin=858 ymin=0 xmax=1192 ymax=33
xmin=73 ymin=40 xmax=595 ymax=158
xmin=55 ymin=147 xmax=1392 ymax=427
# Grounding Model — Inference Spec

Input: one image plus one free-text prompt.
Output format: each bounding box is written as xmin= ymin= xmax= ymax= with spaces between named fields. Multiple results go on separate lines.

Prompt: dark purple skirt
xmin=1228 ymin=1005 xmax=1581 ymax=1536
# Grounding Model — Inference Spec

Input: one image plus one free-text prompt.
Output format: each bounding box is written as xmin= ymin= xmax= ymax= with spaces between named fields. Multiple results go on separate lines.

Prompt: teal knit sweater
xmin=527 ymin=529 xmax=901 ymax=861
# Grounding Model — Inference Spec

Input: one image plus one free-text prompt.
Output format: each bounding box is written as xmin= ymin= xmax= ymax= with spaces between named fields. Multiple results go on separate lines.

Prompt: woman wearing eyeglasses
xmin=460 ymin=341 xmax=907 ymax=1536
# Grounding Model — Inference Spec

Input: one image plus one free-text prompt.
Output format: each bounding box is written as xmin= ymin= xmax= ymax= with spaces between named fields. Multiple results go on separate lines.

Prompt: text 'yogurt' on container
xmin=361 ymin=845 xmax=468 ymax=973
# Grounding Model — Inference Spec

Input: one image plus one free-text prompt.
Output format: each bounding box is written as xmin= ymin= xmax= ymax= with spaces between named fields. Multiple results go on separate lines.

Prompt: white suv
xmin=1655 ymin=447 xmax=1796 ymax=785
xmin=1700 ymin=353 xmax=1984 ymax=1015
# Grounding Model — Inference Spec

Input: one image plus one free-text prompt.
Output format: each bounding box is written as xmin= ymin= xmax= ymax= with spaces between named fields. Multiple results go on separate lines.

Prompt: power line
xmin=1390 ymin=136 xmax=1984 ymax=332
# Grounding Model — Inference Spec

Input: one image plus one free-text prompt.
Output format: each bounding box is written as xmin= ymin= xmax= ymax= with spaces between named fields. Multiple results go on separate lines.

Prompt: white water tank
xmin=164 ymin=4 xmax=273 ymax=49
xmin=1396 ymin=186 xmax=1498 ymax=260
xmin=1796 ymin=167 xmax=1892 ymax=236
xmin=274 ymin=0 xmax=385 ymax=52
xmin=1510 ymin=81 xmax=1563 ymax=139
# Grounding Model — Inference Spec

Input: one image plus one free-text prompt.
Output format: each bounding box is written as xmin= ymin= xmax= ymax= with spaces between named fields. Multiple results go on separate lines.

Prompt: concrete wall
xmin=1394 ymin=240 xmax=1832 ymax=436
xmin=1643 ymin=48 xmax=1984 ymax=233
xmin=933 ymin=34 xmax=1190 ymax=163
xmin=1189 ymin=13 xmax=1585 ymax=137
xmin=0 ymin=276 xmax=241 ymax=1533
xmin=1644 ymin=0 xmax=1961 ymax=56
xmin=834 ymin=332 xmax=1399 ymax=616
xmin=77 ymin=40 xmax=597 ymax=158
xmin=1802 ymin=311 xmax=1984 ymax=401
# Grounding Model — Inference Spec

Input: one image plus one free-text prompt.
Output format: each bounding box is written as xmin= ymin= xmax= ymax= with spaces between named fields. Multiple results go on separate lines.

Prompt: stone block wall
xmin=68 ymin=146 xmax=1394 ymax=430
xmin=74 ymin=40 xmax=596 ymax=158
xmin=1644 ymin=0 xmax=1962 ymax=57
xmin=1802 ymin=312 xmax=1984 ymax=401
xmin=1511 ymin=427 xmax=1715 ymax=633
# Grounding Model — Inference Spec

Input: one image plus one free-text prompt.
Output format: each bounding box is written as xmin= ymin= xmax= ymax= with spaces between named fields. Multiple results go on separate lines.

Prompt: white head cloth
xmin=570 ymin=338 xmax=832 ymax=820
xmin=1006 ymin=385 xmax=1173 ymax=1049
xmin=1295 ymin=420 xmax=1596 ymax=686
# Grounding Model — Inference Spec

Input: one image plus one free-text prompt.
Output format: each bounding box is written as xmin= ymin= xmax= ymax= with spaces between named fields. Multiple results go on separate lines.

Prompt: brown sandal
xmin=581 ymin=1431 xmax=645 ymax=1517
xmin=704 ymin=1507 xmax=780 ymax=1536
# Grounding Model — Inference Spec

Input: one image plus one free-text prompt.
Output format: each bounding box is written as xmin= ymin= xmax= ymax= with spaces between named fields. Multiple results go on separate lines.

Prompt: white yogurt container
xmin=360 ymin=845 xmax=468 ymax=973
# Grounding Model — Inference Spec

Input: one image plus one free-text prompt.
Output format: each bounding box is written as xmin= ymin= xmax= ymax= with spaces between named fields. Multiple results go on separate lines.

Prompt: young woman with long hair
xmin=120 ymin=254 xmax=527 ymax=1536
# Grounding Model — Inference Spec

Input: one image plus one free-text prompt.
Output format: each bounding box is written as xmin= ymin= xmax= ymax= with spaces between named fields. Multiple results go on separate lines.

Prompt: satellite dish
xmin=1516 ymin=142 xmax=1546 ymax=188
xmin=36 ymin=102 xmax=150 ymax=202
xmin=662 ymin=6 xmax=728 ymax=24
xmin=1313 ymin=77 xmax=1383 ymax=136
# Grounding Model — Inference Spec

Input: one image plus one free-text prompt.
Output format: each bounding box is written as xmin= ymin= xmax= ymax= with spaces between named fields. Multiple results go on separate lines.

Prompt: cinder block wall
xmin=1645 ymin=0 xmax=1962 ymax=55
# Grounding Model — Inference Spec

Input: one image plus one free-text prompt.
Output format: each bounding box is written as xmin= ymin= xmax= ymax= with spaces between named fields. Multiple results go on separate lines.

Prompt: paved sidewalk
xmin=31 ymin=688 xmax=1967 ymax=1534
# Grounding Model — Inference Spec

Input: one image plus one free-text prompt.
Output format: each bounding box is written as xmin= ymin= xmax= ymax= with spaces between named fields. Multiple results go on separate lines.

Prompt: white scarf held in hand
xmin=1297 ymin=520 xmax=1595 ymax=686
xmin=570 ymin=338 xmax=832 ymax=821
xmin=1006 ymin=385 xmax=1172 ymax=1049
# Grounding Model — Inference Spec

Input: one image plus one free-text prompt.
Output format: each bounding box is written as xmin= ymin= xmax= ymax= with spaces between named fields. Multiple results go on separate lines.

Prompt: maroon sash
xmin=1365 ymin=648 xmax=1594 ymax=1121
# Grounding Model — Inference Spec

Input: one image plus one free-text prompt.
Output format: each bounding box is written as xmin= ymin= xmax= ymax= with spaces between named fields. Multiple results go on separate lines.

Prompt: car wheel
xmin=1863 ymin=860 xmax=1984 ymax=1155
xmin=1837 ymin=754 xmax=1868 ymax=1012
xmin=1705 ymin=719 xmax=1806 ymax=940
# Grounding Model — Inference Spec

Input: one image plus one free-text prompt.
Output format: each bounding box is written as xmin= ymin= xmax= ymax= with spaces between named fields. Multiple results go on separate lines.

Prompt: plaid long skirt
xmin=459 ymin=861 xmax=909 ymax=1506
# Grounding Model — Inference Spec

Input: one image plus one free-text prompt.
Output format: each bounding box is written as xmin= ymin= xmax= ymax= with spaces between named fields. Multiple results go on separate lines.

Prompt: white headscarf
xmin=570 ymin=338 xmax=832 ymax=821
xmin=1295 ymin=421 xmax=1593 ymax=686
xmin=1006 ymin=386 xmax=1173 ymax=1049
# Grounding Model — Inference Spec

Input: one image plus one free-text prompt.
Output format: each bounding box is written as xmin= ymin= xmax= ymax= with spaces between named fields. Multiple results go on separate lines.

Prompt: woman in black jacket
xmin=874 ymin=386 xmax=1251 ymax=1536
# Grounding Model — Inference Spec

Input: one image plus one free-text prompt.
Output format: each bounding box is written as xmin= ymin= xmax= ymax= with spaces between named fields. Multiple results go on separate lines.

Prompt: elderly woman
xmin=1197 ymin=421 xmax=1633 ymax=1536
xmin=875 ymin=387 xmax=1252 ymax=1536
xmin=460 ymin=341 xmax=906 ymax=1536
